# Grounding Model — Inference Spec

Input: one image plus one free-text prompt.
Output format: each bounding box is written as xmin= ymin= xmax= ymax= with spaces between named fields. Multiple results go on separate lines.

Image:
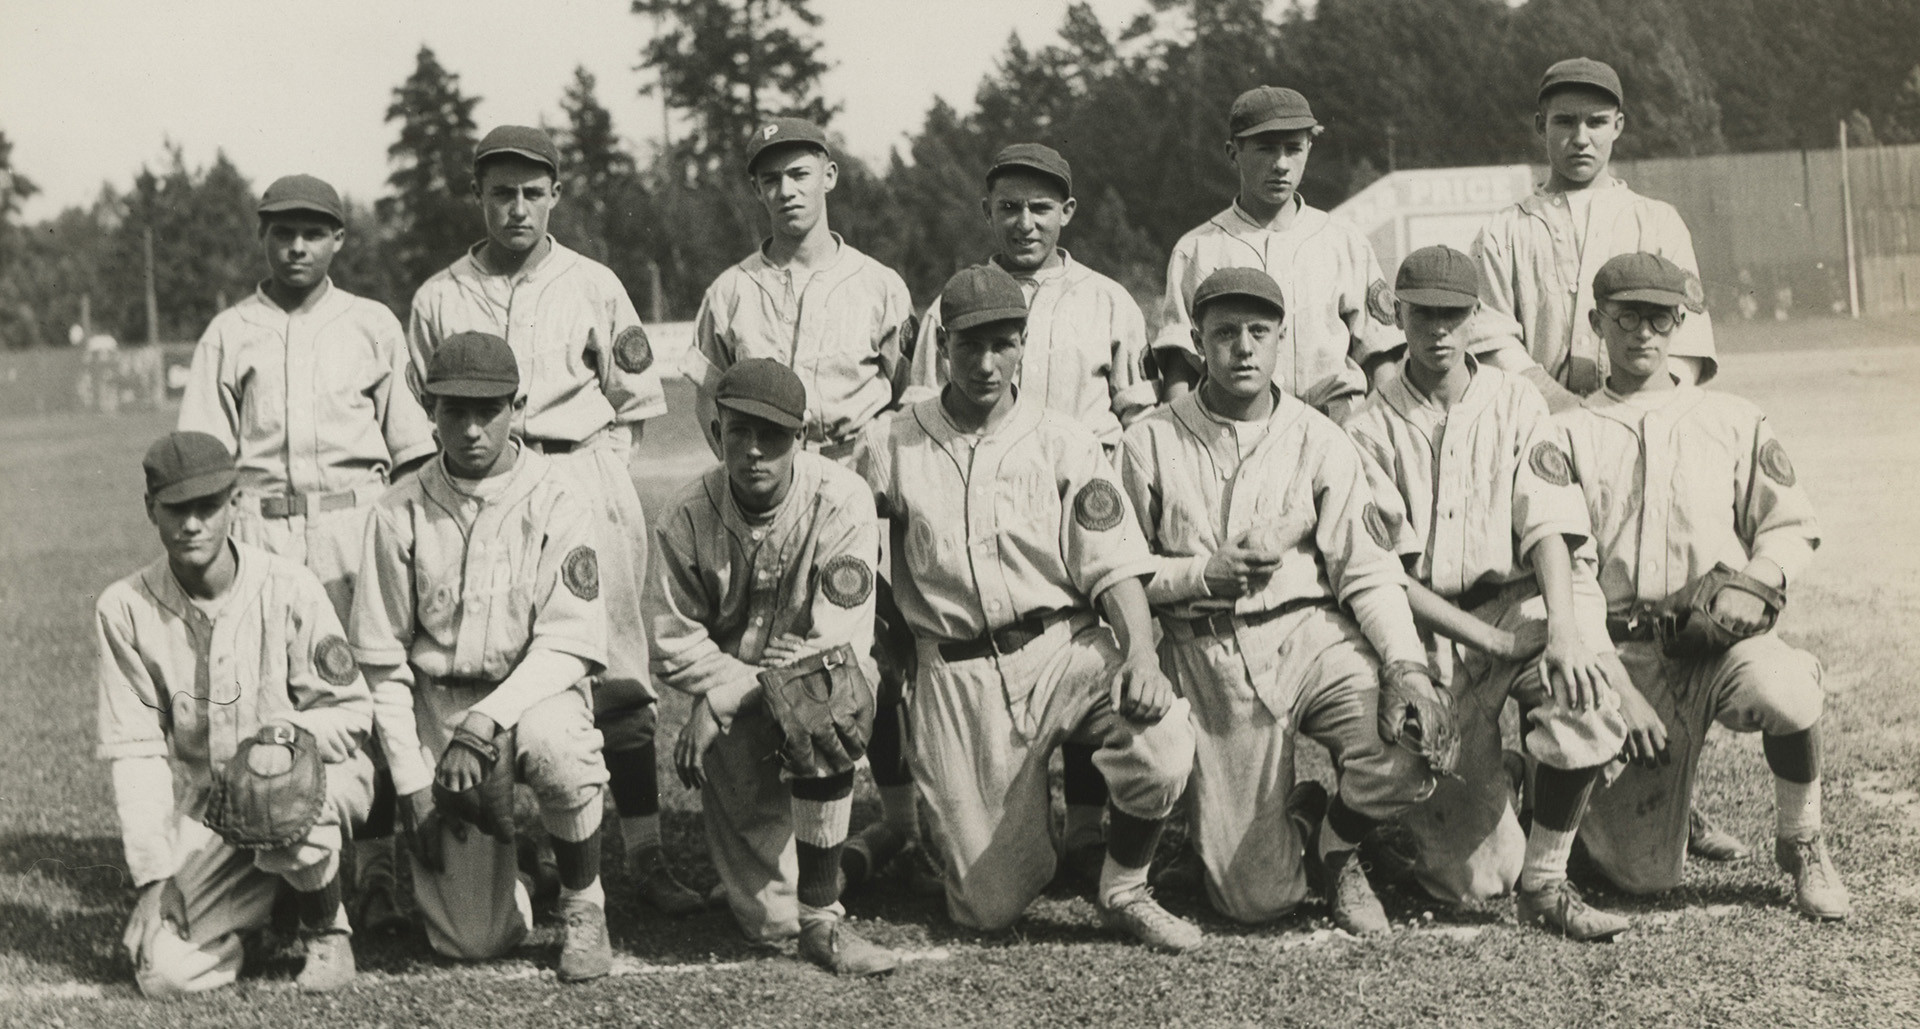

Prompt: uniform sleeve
xmin=801 ymin=488 xmax=880 ymax=687
xmin=525 ymin=489 xmax=609 ymax=669
xmin=690 ymin=290 xmax=731 ymax=455
xmin=1120 ymin=424 xmax=1211 ymax=607
xmin=1343 ymin=414 xmax=1425 ymax=563
xmin=110 ymin=756 xmax=178 ymax=887
xmin=853 ymin=417 xmax=896 ymax=517
xmin=349 ymin=504 xmax=415 ymax=669
xmin=369 ymin=307 xmax=436 ymax=468
xmin=282 ymin=571 xmax=374 ymax=751
xmin=1056 ymin=426 xmax=1157 ymax=603
xmin=1341 ymin=236 xmax=1403 ymax=366
xmin=1108 ymin=289 xmax=1157 ymax=425
xmin=1738 ymin=416 xmax=1818 ymax=585
xmin=900 ymin=297 xmax=945 ymax=408
xmin=176 ymin=323 xmax=238 ymax=450
xmin=404 ymin=296 xmax=439 ymax=408
xmin=1511 ymin=391 xmax=1593 ymax=565
xmin=1150 ymin=243 xmax=1200 ymax=361
xmin=1466 ymin=222 xmax=1532 ymax=363
xmin=645 ymin=503 xmax=765 ymax=728
xmin=94 ymin=591 xmax=170 ymax=762
xmin=877 ymin=273 xmax=917 ymax=406
xmin=1314 ymin=426 xmax=1411 ymax=603
xmin=1653 ymin=206 xmax=1718 ymax=375
xmin=591 ymin=280 xmax=669 ymax=424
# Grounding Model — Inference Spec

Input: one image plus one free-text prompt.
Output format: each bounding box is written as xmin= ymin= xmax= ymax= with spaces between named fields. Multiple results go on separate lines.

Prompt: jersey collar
xmin=419 ymin=442 xmax=549 ymax=521
xmin=1170 ymin=385 xmax=1307 ymax=468
xmin=454 ymin=236 xmax=577 ymax=286
xmin=142 ymin=539 xmax=267 ymax=625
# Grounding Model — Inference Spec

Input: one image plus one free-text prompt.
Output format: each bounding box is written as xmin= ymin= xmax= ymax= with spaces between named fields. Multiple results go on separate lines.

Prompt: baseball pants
xmin=232 ymin=486 xmax=384 ymax=623
xmin=700 ymin=706 xmax=801 ymax=942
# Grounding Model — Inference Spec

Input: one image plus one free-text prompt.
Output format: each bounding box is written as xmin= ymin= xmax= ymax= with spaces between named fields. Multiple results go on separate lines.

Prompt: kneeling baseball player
xmin=97 ymin=431 xmax=374 ymax=996
xmin=856 ymin=264 xmax=1201 ymax=951
xmin=352 ymin=331 xmax=617 ymax=980
xmin=1119 ymin=267 xmax=1454 ymax=934
xmin=1562 ymin=253 xmax=1850 ymax=919
xmin=651 ymin=358 xmax=896 ymax=975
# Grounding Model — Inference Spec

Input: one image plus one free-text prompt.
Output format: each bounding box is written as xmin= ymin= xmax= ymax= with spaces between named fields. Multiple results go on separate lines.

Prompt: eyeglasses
xmin=1600 ymin=307 xmax=1683 ymax=335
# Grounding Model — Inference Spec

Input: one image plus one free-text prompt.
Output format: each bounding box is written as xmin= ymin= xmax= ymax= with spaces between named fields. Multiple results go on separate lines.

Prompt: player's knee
xmin=1338 ymin=742 xmax=1434 ymax=819
xmin=1099 ymin=700 xmax=1196 ymax=816
xmin=132 ymin=933 xmax=229 ymax=999
xmin=1724 ymin=645 xmax=1823 ymax=735
xmin=517 ymin=694 xmax=609 ymax=811
xmin=1525 ymin=704 xmax=1628 ymax=771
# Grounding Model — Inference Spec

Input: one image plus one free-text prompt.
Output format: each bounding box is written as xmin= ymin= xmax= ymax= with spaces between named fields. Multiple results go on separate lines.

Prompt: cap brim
xmin=1193 ymin=292 xmax=1284 ymax=319
xmin=1604 ymin=287 xmax=1688 ymax=307
xmin=257 ymin=200 xmax=343 ymax=221
xmin=946 ymin=308 xmax=1029 ymax=333
xmin=475 ymin=146 xmax=557 ymax=172
xmin=747 ymin=140 xmax=829 ymax=173
xmin=423 ymin=380 xmax=519 ymax=399
xmin=715 ymin=396 xmax=804 ymax=430
xmin=1234 ymin=116 xmax=1319 ymax=137
xmin=988 ymin=159 xmax=1071 ymax=195
xmin=1539 ymin=80 xmax=1620 ymax=105
xmin=1395 ymin=287 xmax=1478 ymax=308
xmin=153 ymin=469 xmax=237 ymax=505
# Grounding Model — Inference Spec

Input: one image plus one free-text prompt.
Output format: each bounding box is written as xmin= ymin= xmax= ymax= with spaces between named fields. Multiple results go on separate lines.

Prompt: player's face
xmin=1229 ymin=130 xmax=1312 ymax=210
xmin=941 ymin=320 xmax=1026 ymax=410
xmin=1538 ymin=89 xmax=1623 ymax=185
xmin=477 ymin=158 xmax=559 ymax=254
xmin=1195 ymin=298 xmax=1282 ymax=401
xmin=983 ymin=171 xmax=1075 ymax=273
xmin=1398 ymin=301 xmax=1476 ymax=377
xmin=433 ymin=394 xmax=519 ymax=478
xmin=755 ymin=149 xmax=837 ymax=239
xmin=260 ymin=213 xmax=344 ymax=291
xmin=718 ymin=409 xmax=800 ymax=511
xmin=146 ymin=488 xmax=237 ymax=571
xmin=1592 ymin=300 xmax=1681 ymax=381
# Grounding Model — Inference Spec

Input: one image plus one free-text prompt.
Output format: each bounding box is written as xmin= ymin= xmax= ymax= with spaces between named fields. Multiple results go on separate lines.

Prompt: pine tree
xmin=378 ymin=47 xmax=481 ymax=295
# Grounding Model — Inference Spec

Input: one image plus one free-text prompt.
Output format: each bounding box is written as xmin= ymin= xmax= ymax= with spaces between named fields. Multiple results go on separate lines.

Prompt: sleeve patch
xmin=897 ymin=314 xmax=920 ymax=362
xmin=314 ymin=635 xmax=358 ymax=686
xmin=562 ymin=545 xmax=601 ymax=601
xmin=1366 ymin=279 xmax=1396 ymax=326
xmin=614 ymin=325 xmax=654 ymax=374
xmin=1528 ymin=441 xmax=1574 ymax=487
xmin=1362 ymin=503 xmax=1394 ymax=550
xmin=1758 ymin=439 xmax=1796 ymax=487
xmin=1073 ymin=478 xmax=1126 ymax=532
xmin=1681 ymin=270 xmax=1707 ymax=314
xmin=820 ymin=554 xmax=874 ymax=608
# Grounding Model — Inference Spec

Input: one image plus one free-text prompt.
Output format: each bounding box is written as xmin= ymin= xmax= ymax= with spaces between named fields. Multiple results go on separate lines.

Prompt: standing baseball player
xmin=1151 ymin=87 xmax=1401 ymax=420
xmin=178 ymin=172 xmax=434 ymax=932
xmin=1560 ymin=253 xmax=1849 ymax=919
xmin=407 ymin=125 xmax=699 ymax=914
xmin=652 ymin=358 xmax=896 ymax=975
xmin=687 ymin=118 xmax=924 ymax=890
xmin=97 ymin=431 xmax=373 ymax=996
xmin=856 ymin=264 xmax=1201 ymax=950
xmin=353 ymin=331 xmax=617 ymax=979
xmin=1119 ymin=267 xmax=1452 ymax=933
xmin=1343 ymin=246 xmax=1649 ymax=939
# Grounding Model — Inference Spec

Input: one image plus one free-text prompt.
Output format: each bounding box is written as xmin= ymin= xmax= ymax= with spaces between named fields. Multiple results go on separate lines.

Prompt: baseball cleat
xmin=799 ymin=919 xmax=899 ymax=976
xmin=1687 ymin=808 xmax=1750 ymax=862
xmin=1101 ymin=887 xmax=1203 ymax=953
xmin=1323 ymin=848 xmax=1390 ymax=936
xmin=1516 ymin=881 xmax=1630 ymax=941
xmin=557 ymin=898 xmax=614 ymax=982
xmin=296 ymin=930 xmax=357 ymax=992
xmin=840 ymin=822 xmax=907 ymax=891
xmin=1774 ymin=835 xmax=1852 ymax=921
xmin=632 ymin=847 xmax=705 ymax=916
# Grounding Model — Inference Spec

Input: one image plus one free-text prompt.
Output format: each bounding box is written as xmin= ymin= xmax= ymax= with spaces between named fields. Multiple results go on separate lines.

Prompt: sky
xmin=1 ymin=0 xmax=1161 ymax=221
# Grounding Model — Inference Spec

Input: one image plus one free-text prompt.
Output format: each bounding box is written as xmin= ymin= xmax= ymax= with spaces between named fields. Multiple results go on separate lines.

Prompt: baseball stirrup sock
xmin=1062 ymin=742 xmax=1109 ymax=849
xmin=797 ymin=841 xmax=846 ymax=908
xmin=1531 ymin=764 xmax=1601 ymax=833
xmin=552 ymin=831 xmax=602 ymax=892
xmin=296 ymin=877 xmax=343 ymax=934
xmin=622 ymin=815 xmax=663 ymax=855
xmin=1763 ymin=729 xmax=1819 ymax=784
xmin=1319 ymin=796 xmax=1375 ymax=861
xmin=1774 ymin=778 xmax=1822 ymax=840
xmin=869 ymin=703 xmax=912 ymax=788
xmin=879 ymin=785 xmax=920 ymax=838
xmin=1104 ymin=806 xmax=1163 ymax=870
xmin=605 ymin=745 xmax=662 ymax=816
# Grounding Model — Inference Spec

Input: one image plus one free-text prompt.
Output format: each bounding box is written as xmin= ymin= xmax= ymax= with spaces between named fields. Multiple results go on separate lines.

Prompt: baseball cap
xmin=144 ymin=431 xmax=237 ymax=503
xmin=1394 ymin=245 xmax=1480 ymax=308
xmin=1190 ymin=267 xmax=1286 ymax=321
xmin=986 ymin=143 xmax=1072 ymax=196
xmin=257 ymin=174 xmax=344 ymax=224
xmin=714 ymin=358 xmax=807 ymax=430
xmin=1538 ymin=57 xmax=1622 ymax=107
xmin=1229 ymin=86 xmax=1319 ymax=138
xmin=474 ymin=125 xmax=560 ymax=176
xmin=746 ymin=117 xmax=830 ymax=174
xmin=940 ymin=264 xmax=1029 ymax=332
xmin=1592 ymin=252 xmax=1693 ymax=308
xmin=424 ymin=331 xmax=520 ymax=398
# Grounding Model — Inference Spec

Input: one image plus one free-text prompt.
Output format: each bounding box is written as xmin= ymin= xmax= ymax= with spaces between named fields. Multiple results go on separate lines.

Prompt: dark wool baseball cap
xmin=1593 ymin=252 xmax=1692 ymax=308
xmin=941 ymin=264 xmax=1029 ymax=332
xmin=1191 ymin=266 xmax=1286 ymax=321
xmin=987 ymin=142 xmax=1072 ymax=196
xmin=1395 ymin=245 xmax=1481 ymax=308
xmin=1229 ymin=86 xmax=1319 ymax=138
xmin=746 ymin=117 xmax=831 ymax=174
xmin=144 ymin=431 xmax=237 ymax=503
xmin=257 ymin=174 xmax=344 ymax=224
xmin=425 ymin=331 xmax=521 ymax=398
xmin=474 ymin=125 xmax=560 ymax=176
xmin=1539 ymin=57 xmax=1622 ymax=107
xmin=715 ymin=358 xmax=807 ymax=430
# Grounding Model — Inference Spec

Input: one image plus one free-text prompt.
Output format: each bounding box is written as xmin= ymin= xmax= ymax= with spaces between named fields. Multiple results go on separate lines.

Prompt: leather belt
xmin=1606 ymin=614 xmax=1658 ymax=643
xmin=1453 ymin=577 xmax=1532 ymax=613
xmin=1178 ymin=597 xmax=1328 ymax=639
xmin=431 ymin=675 xmax=504 ymax=692
xmin=938 ymin=611 xmax=1070 ymax=663
xmin=523 ymin=437 xmax=581 ymax=455
xmin=259 ymin=489 xmax=364 ymax=519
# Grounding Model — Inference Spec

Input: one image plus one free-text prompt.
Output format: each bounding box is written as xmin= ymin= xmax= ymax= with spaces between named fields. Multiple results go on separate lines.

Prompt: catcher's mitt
xmin=759 ymin=642 xmax=876 ymax=779
xmin=1377 ymin=660 xmax=1461 ymax=778
xmin=431 ymin=725 xmax=516 ymax=845
xmin=1651 ymin=562 xmax=1785 ymax=660
xmin=204 ymin=723 xmax=326 ymax=850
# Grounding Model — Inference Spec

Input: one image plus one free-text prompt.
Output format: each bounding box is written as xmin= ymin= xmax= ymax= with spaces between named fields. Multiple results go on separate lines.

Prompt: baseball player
xmin=1119 ymin=267 xmax=1452 ymax=933
xmin=407 ymin=125 xmax=699 ymax=914
xmin=177 ymin=172 xmax=434 ymax=932
xmin=1151 ymin=87 xmax=1401 ymax=420
xmin=353 ymin=331 xmax=617 ymax=979
xmin=855 ymin=264 xmax=1201 ymax=951
xmin=97 ymin=431 xmax=374 ymax=996
xmin=1559 ymin=253 xmax=1850 ymax=920
xmin=687 ymin=118 xmax=924 ymax=890
xmin=1344 ymin=246 xmax=1650 ymax=939
xmin=651 ymin=358 xmax=896 ymax=975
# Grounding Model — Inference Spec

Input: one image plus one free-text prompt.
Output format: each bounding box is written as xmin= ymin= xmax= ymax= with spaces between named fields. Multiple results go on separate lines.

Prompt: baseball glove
xmin=431 ymin=725 xmax=516 ymax=845
xmin=1377 ymin=660 xmax=1461 ymax=779
xmin=204 ymin=723 xmax=326 ymax=850
xmin=1651 ymin=562 xmax=1786 ymax=660
xmin=759 ymin=642 xmax=876 ymax=779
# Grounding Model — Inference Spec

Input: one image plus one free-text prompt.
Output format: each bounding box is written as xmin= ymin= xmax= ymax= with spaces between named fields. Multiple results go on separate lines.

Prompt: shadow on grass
xmin=0 ymin=833 xmax=132 ymax=984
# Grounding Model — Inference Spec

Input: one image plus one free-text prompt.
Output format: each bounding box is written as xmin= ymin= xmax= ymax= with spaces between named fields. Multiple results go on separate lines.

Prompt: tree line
xmin=1 ymin=0 xmax=1916 ymax=349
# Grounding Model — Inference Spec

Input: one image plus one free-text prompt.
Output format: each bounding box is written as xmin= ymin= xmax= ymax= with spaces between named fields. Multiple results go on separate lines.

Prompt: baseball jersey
xmin=648 ymin=451 xmax=878 ymax=727
xmin=1344 ymin=358 xmax=1593 ymax=598
xmin=408 ymin=238 xmax=667 ymax=443
xmin=95 ymin=542 xmax=372 ymax=883
xmin=905 ymin=252 xmax=1156 ymax=447
xmin=180 ymin=279 xmax=435 ymax=496
xmin=1153 ymin=199 xmax=1401 ymax=405
xmin=691 ymin=237 xmax=913 ymax=450
xmin=854 ymin=398 xmax=1155 ymax=645
xmin=1558 ymin=385 xmax=1817 ymax=613
xmin=1470 ymin=179 xmax=1718 ymax=391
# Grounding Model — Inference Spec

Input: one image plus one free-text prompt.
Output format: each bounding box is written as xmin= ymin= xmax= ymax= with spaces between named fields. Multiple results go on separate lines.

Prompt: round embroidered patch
xmin=562 ymin=545 xmax=600 ymax=601
xmin=1758 ymin=438 xmax=1796 ymax=487
xmin=1682 ymin=270 xmax=1707 ymax=314
xmin=613 ymin=325 xmax=653 ymax=374
xmin=314 ymin=635 xmax=357 ymax=686
xmin=1366 ymin=279 xmax=1396 ymax=325
xmin=820 ymin=554 xmax=873 ymax=608
xmin=1362 ymin=502 xmax=1394 ymax=550
xmin=897 ymin=314 xmax=920 ymax=361
xmin=1529 ymin=441 xmax=1574 ymax=487
xmin=1073 ymin=479 xmax=1125 ymax=532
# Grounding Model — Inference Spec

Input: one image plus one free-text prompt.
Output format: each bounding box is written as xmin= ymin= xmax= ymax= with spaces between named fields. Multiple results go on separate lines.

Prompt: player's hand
xmin=761 ymin=633 xmax=816 ymax=668
xmin=1109 ymin=654 xmax=1174 ymax=725
xmin=1613 ymin=680 xmax=1670 ymax=769
xmin=400 ymin=789 xmax=452 ymax=873
xmin=1708 ymin=588 xmax=1770 ymax=635
xmin=271 ymin=712 xmax=355 ymax=764
xmin=435 ymin=713 xmax=498 ymax=793
xmin=1538 ymin=630 xmax=1614 ymax=711
xmin=1500 ymin=618 xmax=1550 ymax=662
xmin=1203 ymin=536 xmax=1283 ymax=599
xmin=675 ymin=699 xmax=722 ymax=790
xmin=125 ymin=876 xmax=190 ymax=966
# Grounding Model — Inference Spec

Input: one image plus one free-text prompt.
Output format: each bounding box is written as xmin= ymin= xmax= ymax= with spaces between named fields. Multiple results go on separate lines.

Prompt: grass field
xmin=3 ymin=317 xmax=1918 ymax=1027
